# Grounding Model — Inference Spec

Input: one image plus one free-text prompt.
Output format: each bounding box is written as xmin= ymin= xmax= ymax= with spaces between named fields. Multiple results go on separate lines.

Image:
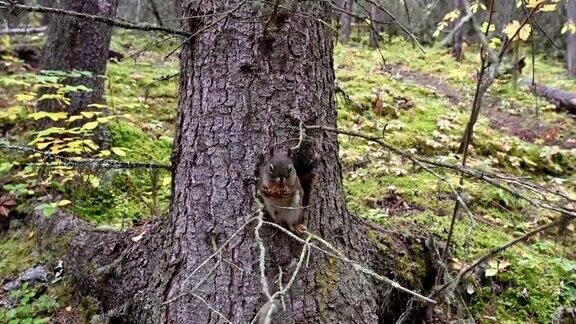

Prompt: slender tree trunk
xmin=452 ymin=0 xmax=465 ymax=61
xmin=369 ymin=2 xmax=383 ymax=48
xmin=567 ymin=0 xmax=576 ymax=77
xmin=37 ymin=0 xmax=118 ymax=143
xmin=148 ymin=0 xmax=164 ymax=26
xmin=339 ymin=0 xmax=353 ymax=42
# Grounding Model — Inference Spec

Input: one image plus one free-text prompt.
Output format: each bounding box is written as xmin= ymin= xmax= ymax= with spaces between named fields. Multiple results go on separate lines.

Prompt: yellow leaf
xmin=86 ymin=175 xmax=100 ymax=188
xmin=519 ymin=24 xmax=532 ymax=41
xmin=87 ymin=103 xmax=109 ymax=109
xmin=481 ymin=22 xmax=495 ymax=33
xmin=97 ymin=150 xmax=111 ymax=157
xmin=80 ymin=111 xmax=101 ymax=118
xmin=67 ymin=115 xmax=84 ymax=123
xmin=503 ymin=20 xmax=520 ymax=39
xmin=489 ymin=37 xmax=502 ymax=49
xmin=15 ymin=93 xmax=35 ymax=102
xmin=526 ymin=0 xmax=546 ymax=8
xmin=96 ymin=116 xmax=114 ymax=123
xmin=111 ymin=147 xmax=126 ymax=157
xmin=503 ymin=20 xmax=531 ymax=41
xmin=56 ymin=199 xmax=71 ymax=207
xmin=83 ymin=140 xmax=99 ymax=151
xmin=538 ymin=4 xmax=556 ymax=11
xmin=28 ymin=111 xmax=68 ymax=121
xmin=82 ymin=121 xmax=99 ymax=130
xmin=443 ymin=9 xmax=460 ymax=22
xmin=488 ymin=259 xmax=498 ymax=268
xmin=36 ymin=141 xmax=53 ymax=150
xmin=162 ymin=176 xmax=171 ymax=187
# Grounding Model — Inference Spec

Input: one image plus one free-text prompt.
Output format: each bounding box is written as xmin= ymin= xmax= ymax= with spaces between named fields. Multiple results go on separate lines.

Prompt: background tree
xmin=369 ymin=2 xmax=384 ymax=48
xmin=451 ymin=0 xmax=465 ymax=61
xmin=566 ymin=0 xmax=576 ymax=77
xmin=339 ymin=0 xmax=354 ymax=42
xmin=37 ymin=0 xmax=119 ymax=142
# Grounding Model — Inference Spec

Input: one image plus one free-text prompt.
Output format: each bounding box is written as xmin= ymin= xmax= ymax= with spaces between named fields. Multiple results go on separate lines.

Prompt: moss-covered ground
xmin=0 ymin=30 xmax=575 ymax=322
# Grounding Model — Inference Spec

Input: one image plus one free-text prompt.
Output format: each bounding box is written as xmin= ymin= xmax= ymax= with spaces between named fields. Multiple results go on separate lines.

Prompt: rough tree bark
xmin=164 ymin=2 xmax=385 ymax=321
xmin=339 ymin=0 xmax=353 ymax=42
xmin=38 ymin=0 xmax=118 ymax=124
xmin=32 ymin=1 xmax=435 ymax=323
xmin=0 ymin=0 xmax=25 ymax=28
xmin=369 ymin=2 xmax=384 ymax=49
xmin=567 ymin=0 xmax=576 ymax=77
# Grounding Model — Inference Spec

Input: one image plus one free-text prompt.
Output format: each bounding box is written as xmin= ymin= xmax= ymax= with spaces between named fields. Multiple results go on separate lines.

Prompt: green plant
xmin=0 ymin=283 xmax=59 ymax=323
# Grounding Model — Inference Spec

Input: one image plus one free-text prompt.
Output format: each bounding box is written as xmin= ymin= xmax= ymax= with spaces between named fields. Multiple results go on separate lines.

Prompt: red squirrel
xmin=257 ymin=149 xmax=307 ymax=233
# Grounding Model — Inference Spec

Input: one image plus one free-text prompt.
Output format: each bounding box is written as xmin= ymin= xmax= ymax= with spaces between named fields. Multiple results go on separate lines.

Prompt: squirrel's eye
xmin=269 ymin=164 xmax=274 ymax=172
xmin=287 ymin=165 xmax=292 ymax=172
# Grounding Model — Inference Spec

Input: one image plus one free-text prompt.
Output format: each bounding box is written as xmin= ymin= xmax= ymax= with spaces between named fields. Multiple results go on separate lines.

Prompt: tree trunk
xmin=567 ymin=0 xmax=576 ymax=77
xmin=37 ymin=0 xmax=118 ymax=143
xmin=339 ymin=0 xmax=353 ymax=42
xmin=0 ymin=0 xmax=25 ymax=28
xmin=148 ymin=0 xmax=164 ymax=26
xmin=369 ymin=2 xmax=383 ymax=48
xmin=452 ymin=0 xmax=465 ymax=61
xmin=163 ymin=2 xmax=383 ymax=322
xmin=31 ymin=2 xmax=436 ymax=323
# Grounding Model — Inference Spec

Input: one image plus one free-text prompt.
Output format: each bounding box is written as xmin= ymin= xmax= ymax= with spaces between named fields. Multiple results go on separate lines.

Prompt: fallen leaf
xmin=485 ymin=268 xmax=498 ymax=277
xmin=466 ymin=282 xmax=475 ymax=294
xmin=131 ymin=230 xmax=147 ymax=242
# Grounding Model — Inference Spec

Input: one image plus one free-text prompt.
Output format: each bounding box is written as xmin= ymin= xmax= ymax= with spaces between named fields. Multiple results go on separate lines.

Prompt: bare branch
xmin=359 ymin=0 xmax=425 ymax=52
xmin=0 ymin=1 xmax=191 ymax=36
xmin=303 ymin=125 xmax=576 ymax=218
xmin=262 ymin=221 xmax=437 ymax=305
xmin=0 ymin=143 xmax=170 ymax=170
xmin=430 ymin=217 xmax=562 ymax=298
xmin=0 ymin=26 xmax=46 ymax=35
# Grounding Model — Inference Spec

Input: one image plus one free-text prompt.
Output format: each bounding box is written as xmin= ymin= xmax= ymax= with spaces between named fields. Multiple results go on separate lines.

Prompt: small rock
xmin=20 ymin=266 xmax=48 ymax=284
xmin=3 ymin=279 xmax=21 ymax=291
xmin=2 ymin=266 xmax=48 ymax=291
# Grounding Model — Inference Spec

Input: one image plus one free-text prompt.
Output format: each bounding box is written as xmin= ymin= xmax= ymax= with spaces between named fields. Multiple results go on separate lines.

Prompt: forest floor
xmin=0 ymin=31 xmax=575 ymax=322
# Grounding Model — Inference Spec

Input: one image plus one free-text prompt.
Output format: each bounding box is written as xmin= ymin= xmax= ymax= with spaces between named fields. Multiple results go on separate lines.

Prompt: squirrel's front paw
xmin=294 ymin=224 xmax=308 ymax=234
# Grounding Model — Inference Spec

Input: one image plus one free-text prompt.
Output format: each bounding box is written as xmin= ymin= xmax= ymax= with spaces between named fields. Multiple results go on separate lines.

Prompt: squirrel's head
xmin=266 ymin=148 xmax=295 ymax=185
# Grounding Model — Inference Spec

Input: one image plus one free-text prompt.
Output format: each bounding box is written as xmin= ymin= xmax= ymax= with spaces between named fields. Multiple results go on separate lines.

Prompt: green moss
xmin=315 ymin=257 xmax=339 ymax=315
xmin=109 ymin=121 xmax=171 ymax=163
xmin=0 ymin=229 xmax=40 ymax=278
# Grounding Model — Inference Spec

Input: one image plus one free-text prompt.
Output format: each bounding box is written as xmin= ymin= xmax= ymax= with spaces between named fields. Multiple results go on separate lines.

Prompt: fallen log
xmin=520 ymin=79 xmax=576 ymax=115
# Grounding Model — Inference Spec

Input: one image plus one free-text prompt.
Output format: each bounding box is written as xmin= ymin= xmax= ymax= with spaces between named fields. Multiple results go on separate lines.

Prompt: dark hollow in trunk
xmin=30 ymin=2 xmax=437 ymax=323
